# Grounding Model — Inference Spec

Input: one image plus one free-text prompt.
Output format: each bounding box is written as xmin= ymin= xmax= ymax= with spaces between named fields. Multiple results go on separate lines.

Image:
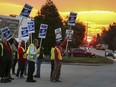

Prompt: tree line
xmin=96 ymin=23 xmax=116 ymax=51
xmin=33 ymin=0 xmax=86 ymax=54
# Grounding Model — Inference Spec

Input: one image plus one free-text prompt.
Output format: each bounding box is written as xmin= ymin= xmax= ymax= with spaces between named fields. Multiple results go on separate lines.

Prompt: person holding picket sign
xmin=34 ymin=47 xmax=44 ymax=78
xmin=16 ymin=41 xmax=27 ymax=78
xmin=51 ymin=38 xmax=67 ymax=82
xmin=50 ymin=46 xmax=55 ymax=79
xmin=26 ymin=39 xmax=39 ymax=82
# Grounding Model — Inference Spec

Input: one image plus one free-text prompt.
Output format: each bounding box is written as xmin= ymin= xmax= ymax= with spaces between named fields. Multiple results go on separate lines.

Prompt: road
xmin=1 ymin=62 xmax=116 ymax=87
xmin=0 ymin=63 xmax=106 ymax=87
xmin=90 ymin=48 xmax=105 ymax=57
xmin=1 ymin=49 xmax=116 ymax=87
xmin=90 ymin=47 xmax=115 ymax=60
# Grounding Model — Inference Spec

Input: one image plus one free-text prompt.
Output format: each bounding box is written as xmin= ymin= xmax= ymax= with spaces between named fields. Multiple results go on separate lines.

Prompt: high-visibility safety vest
xmin=26 ymin=44 xmax=37 ymax=62
xmin=26 ymin=44 xmax=36 ymax=54
xmin=55 ymin=46 xmax=62 ymax=60
xmin=50 ymin=47 xmax=54 ymax=60
xmin=0 ymin=43 xmax=3 ymax=56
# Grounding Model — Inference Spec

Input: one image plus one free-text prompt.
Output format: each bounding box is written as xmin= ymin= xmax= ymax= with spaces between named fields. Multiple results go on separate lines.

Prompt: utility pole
xmin=86 ymin=23 xmax=88 ymax=46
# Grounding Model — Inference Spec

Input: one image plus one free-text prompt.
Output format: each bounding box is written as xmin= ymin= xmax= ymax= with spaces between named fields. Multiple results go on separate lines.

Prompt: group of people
xmin=0 ymin=37 xmax=67 ymax=83
xmin=0 ymin=38 xmax=17 ymax=83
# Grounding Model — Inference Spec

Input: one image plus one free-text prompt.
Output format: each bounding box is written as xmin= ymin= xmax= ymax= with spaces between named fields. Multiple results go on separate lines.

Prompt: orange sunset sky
xmin=0 ymin=0 xmax=116 ymax=36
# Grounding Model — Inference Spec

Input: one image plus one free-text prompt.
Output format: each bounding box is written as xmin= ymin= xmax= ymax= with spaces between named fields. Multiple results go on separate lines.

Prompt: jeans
xmin=36 ymin=58 xmax=42 ymax=76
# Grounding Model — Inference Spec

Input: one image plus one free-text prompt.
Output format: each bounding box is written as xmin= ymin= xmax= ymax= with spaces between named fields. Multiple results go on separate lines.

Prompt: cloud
xmin=0 ymin=3 xmax=38 ymax=16
xmin=0 ymin=3 xmax=116 ymax=35
xmin=60 ymin=11 xmax=116 ymax=35
xmin=60 ymin=11 xmax=116 ymax=24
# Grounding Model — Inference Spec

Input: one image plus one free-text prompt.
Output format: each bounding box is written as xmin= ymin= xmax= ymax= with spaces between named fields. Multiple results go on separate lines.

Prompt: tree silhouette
xmin=34 ymin=0 xmax=63 ymax=54
xmin=71 ymin=22 xmax=86 ymax=47
xmin=103 ymin=23 xmax=116 ymax=50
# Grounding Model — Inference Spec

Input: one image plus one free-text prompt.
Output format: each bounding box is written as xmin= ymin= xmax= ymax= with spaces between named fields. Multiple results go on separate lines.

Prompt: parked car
xmin=96 ymin=44 xmax=108 ymax=50
xmin=96 ymin=44 xmax=101 ymax=50
xmin=113 ymin=50 xmax=116 ymax=58
xmin=105 ymin=49 xmax=114 ymax=58
xmin=68 ymin=48 xmax=95 ymax=57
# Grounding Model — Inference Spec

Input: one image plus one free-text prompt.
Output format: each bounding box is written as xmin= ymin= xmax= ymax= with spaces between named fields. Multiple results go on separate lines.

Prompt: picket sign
xmin=0 ymin=27 xmax=12 ymax=41
xmin=13 ymin=3 xmax=32 ymax=38
xmin=65 ymin=12 xmax=77 ymax=53
xmin=67 ymin=12 xmax=77 ymax=26
xmin=65 ymin=26 xmax=71 ymax=52
xmin=55 ymin=28 xmax=62 ymax=41
xmin=15 ymin=4 xmax=33 ymax=50
xmin=28 ymin=20 xmax=35 ymax=44
xmin=38 ymin=24 xmax=48 ymax=48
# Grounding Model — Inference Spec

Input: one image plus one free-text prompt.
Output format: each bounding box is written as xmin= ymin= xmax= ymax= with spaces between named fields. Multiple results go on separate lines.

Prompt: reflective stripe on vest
xmin=55 ymin=47 xmax=62 ymax=60
xmin=0 ymin=43 xmax=3 ymax=56
xmin=50 ymin=47 xmax=54 ymax=60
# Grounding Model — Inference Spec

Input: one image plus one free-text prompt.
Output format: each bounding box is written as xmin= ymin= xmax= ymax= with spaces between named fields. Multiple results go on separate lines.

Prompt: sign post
xmin=66 ymin=12 xmax=77 ymax=53
xmin=18 ymin=3 xmax=33 ymax=50
xmin=65 ymin=28 xmax=74 ymax=52
xmin=15 ymin=4 xmax=33 ymax=38
xmin=38 ymin=24 xmax=48 ymax=48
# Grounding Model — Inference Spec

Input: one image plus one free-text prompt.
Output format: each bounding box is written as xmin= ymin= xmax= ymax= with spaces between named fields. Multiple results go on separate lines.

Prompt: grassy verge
xmin=63 ymin=56 xmax=114 ymax=64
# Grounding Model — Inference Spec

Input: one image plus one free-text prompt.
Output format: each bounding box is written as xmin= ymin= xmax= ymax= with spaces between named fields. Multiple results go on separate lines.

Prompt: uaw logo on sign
xmin=55 ymin=28 xmax=62 ymax=41
xmin=38 ymin=24 xmax=48 ymax=38
xmin=67 ymin=12 xmax=77 ymax=26
xmin=21 ymin=26 xmax=28 ymax=38
xmin=1 ymin=27 xmax=12 ymax=40
xmin=20 ymin=4 xmax=33 ymax=18
xmin=28 ymin=20 xmax=35 ymax=33
xmin=66 ymin=29 xmax=73 ymax=41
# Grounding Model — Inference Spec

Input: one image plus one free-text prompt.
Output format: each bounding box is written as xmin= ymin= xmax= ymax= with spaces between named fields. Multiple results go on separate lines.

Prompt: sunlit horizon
xmin=0 ymin=2 xmax=116 ymax=36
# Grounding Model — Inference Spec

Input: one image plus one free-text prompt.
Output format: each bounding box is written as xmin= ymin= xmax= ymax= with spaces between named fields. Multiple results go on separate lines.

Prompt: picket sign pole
xmin=65 ymin=25 xmax=71 ymax=53
xmin=39 ymin=38 xmax=43 ymax=48
xmin=19 ymin=18 xmax=24 ymax=27
xmin=12 ymin=18 xmax=24 ymax=39
xmin=65 ymin=40 xmax=69 ymax=53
